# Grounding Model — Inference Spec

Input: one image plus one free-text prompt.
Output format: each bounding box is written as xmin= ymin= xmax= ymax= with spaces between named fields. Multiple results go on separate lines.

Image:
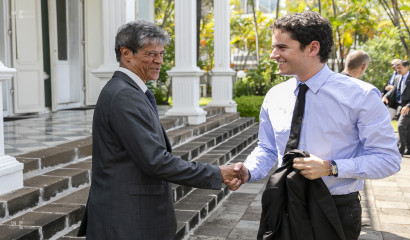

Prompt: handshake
xmin=219 ymin=163 xmax=249 ymax=191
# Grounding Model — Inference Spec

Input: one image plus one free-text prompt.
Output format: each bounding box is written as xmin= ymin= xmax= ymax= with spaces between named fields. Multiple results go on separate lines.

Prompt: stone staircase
xmin=0 ymin=107 xmax=259 ymax=240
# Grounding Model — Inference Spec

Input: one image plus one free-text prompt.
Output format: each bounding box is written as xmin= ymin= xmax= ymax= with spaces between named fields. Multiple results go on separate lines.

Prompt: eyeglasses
xmin=146 ymin=50 xmax=165 ymax=58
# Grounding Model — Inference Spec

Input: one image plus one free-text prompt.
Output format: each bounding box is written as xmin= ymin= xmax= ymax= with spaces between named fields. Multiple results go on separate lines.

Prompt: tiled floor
xmin=4 ymin=109 xmax=94 ymax=156
xmin=3 ymin=105 xmax=172 ymax=156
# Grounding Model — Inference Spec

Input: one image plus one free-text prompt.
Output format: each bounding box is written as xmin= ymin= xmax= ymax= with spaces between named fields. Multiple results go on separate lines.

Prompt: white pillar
xmin=0 ymin=62 xmax=23 ymax=195
xmin=92 ymin=0 xmax=128 ymax=83
xmin=165 ymin=0 xmax=206 ymax=125
xmin=207 ymin=0 xmax=237 ymax=113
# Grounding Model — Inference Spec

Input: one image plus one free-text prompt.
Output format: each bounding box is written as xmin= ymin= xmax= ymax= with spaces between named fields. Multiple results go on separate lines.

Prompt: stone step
xmin=172 ymin=122 xmax=258 ymax=204
xmin=0 ymin=119 xmax=259 ymax=239
xmin=14 ymin=109 xmax=234 ymax=180
xmin=167 ymin=112 xmax=239 ymax=148
xmin=0 ymin=187 xmax=89 ymax=240
xmin=173 ymin=131 xmax=259 ymax=240
xmin=56 ymin=136 xmax=259 ymax=240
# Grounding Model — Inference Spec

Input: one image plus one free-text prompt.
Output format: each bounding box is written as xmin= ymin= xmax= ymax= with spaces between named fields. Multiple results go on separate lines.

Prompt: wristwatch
xmin=329 ymin=160 xmax=338 ymax=177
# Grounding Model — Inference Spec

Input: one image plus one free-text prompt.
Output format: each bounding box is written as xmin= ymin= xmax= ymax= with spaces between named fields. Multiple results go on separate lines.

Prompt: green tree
xmin=153 ymin=0 xmax=176 ymax=104
xmin=234 ymin=55 xmax=287 ymax=97
xmin=230 ymin=2 xmax=274 ymax=70
xmin=362 ymin=29 xmax=403 ymax=90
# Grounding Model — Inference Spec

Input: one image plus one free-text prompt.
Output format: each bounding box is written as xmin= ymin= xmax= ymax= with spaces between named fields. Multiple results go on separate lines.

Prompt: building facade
xmin=0 ymin=0 xmax=235 ymax=123
xmin=0 ymin=0 xmax=154 ymax=117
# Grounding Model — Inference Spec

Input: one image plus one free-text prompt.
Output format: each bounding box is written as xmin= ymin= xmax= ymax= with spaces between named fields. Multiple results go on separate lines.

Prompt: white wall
xmin=84 ymin=0 xmax=103 ymax=105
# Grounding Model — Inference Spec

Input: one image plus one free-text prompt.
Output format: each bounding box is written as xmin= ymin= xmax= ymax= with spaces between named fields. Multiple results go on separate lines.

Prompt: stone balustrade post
xmin=0 ymin=62 xmax=23 ymax=195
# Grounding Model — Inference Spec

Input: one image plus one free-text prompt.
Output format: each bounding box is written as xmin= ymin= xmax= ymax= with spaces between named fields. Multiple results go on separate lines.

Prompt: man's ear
xmin=361 ymin=63 xmax=368 ymax=71
xmin=120 ymin=46 xmax=133 ymax=62
xmin=308 ymin=41 xmax=320 ymax=57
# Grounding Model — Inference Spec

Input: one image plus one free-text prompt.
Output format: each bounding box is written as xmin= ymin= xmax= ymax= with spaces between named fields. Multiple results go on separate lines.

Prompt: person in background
xmin=383 ymin=60 xmax=410 ymax=155
xmin=340 ymin=50 xmax=369 ymax=78
xmin=225 ymin=11 xmax=401 ymax=240
xmin=382 ymin=58 xmax=402 ymax=96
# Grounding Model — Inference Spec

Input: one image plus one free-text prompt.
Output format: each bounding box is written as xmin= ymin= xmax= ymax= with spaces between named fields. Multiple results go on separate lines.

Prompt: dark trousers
xmin=398 ymin=111 xmax=410 ymax=151
xmin=332 ymin=192 xmax=362 ymax=240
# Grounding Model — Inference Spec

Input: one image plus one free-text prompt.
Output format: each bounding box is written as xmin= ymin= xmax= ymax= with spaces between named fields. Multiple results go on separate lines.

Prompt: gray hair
xmin=115 ymin=20 xmax=170 ymax=62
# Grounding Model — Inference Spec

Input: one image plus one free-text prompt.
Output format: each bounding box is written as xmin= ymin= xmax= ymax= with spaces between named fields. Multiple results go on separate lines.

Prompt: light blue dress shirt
xmin=244 ymin=64 xmax=402 ymax=195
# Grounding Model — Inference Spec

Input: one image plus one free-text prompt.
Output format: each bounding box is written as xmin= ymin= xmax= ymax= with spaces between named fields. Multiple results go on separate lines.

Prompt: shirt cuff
xmin=334 ymin=159 xmax=355 ymax=178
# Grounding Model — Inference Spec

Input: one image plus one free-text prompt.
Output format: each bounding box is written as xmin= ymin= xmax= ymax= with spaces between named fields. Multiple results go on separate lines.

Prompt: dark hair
xmin=402 ymin=60 xmax=409 ymax=67
xmin=271 ymin=11 xmax=334 ymax=63
xmin=114 ymin=20 xmax=169 ymax=62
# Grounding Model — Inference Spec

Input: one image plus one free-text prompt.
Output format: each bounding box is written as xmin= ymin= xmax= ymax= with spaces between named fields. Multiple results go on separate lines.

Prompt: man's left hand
xmin=293 ymin=154 xmax=329 ymax=180
xmin=401 ymin=106 xmax=410 ymax=115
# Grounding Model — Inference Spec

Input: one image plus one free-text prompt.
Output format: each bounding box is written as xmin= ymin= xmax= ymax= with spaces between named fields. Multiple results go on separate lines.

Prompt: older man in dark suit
xmin=77 ymin=20 xmax=241 ymax=240
xmin=382 ymin=58 xmax=402 ymax=96
xmin=383 ymin=60 xmax=410 ymax=154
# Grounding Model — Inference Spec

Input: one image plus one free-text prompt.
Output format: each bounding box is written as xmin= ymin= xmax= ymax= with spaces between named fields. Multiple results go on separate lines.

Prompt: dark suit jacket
xmin=78 ymin=71 xmax=222 ymax=240
xmin=385 ymin=74 xmax=410 ymax=109
xmin=382 ymin=72 xmax=397 ymax=95
xmin=258 ymin=150 xmax=346 ymax=240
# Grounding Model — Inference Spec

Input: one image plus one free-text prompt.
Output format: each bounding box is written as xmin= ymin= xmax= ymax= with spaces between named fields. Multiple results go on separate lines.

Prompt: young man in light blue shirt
xmin=225 ymin=11 xmax=401 ymax=240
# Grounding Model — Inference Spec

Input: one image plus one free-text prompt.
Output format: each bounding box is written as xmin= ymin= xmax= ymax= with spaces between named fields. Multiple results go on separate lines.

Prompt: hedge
xmin=234 ymin=95 xmax=265 ymax=122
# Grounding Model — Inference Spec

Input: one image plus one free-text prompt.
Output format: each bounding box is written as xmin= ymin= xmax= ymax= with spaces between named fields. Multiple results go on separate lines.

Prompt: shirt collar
xmin=296 ymin=64 xmax=332 ymax=94
xmin=402 ymin=72 xmax=409 ymax=81
xmin=118 ymin=67 xmax=148 ymax=93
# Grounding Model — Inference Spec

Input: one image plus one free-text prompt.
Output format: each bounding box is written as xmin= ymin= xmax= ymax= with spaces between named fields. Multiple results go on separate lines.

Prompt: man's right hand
xmin=385 ymin=84 xmax=394 ymax=92
xmin=382 ymin=96 xmax=389 ymax=105
xmin=223 ymin=162 xmax=249 ymax=191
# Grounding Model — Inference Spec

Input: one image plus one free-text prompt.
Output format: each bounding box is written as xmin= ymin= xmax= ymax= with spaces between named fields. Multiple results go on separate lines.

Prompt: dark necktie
xmin=396 ymin=77 xmax=405 ymax=102
xmin=145 ymin=89 xmax=158 ymax=117
xmin=285 ymin=84 xmax=309 ymax=153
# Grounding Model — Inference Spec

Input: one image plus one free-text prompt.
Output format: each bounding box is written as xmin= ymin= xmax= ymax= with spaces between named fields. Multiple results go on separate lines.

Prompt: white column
xmin=92 ymin=0 xmax=128 ymax=84
xmin=0 ymin=62 xmax=23 ymax=195
xmin=207 ymin=0 xmax=237 ymax=113
xmin=165 ymin=0 xmax=206 ymax=125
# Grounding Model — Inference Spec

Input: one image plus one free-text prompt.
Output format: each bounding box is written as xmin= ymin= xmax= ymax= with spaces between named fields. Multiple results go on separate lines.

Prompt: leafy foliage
xmin=152 ymin=0 xmax=176 ymax=104
xmin=234 ymin=95 xmax=265 ymax=122
xmin=154 ymin=0 xmax=410 ymax=104
xmin=362 ymin=30 xmax=403 ymax=90
xmin=234 ymin=55 xmax=287 ymax=97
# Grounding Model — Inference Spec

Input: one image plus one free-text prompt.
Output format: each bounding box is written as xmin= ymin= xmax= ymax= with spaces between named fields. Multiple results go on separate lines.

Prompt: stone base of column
xmin=0 ymin=155 xmax=24 ymax=196
xmin=166 ymin=108 xmax=207 ymax=125
xmin=92 ymin=63 xmax=119 ymax=85
xmin=166 ymin=68 xmax=207 ymax=125
xmin=208 ymin=68 xmax=237 ymax=113
xmin=207 ymin=100 xmax=237 ymax=113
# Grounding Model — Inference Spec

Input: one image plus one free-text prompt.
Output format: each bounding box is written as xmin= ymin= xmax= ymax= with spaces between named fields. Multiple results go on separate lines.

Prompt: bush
xmin=362 ymin=30 xmax=404 ymax=91
xmin=234 ymin=55 xmax=287 ymax=97
xmin=234 ymin=95 xmax=264 ymax=122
